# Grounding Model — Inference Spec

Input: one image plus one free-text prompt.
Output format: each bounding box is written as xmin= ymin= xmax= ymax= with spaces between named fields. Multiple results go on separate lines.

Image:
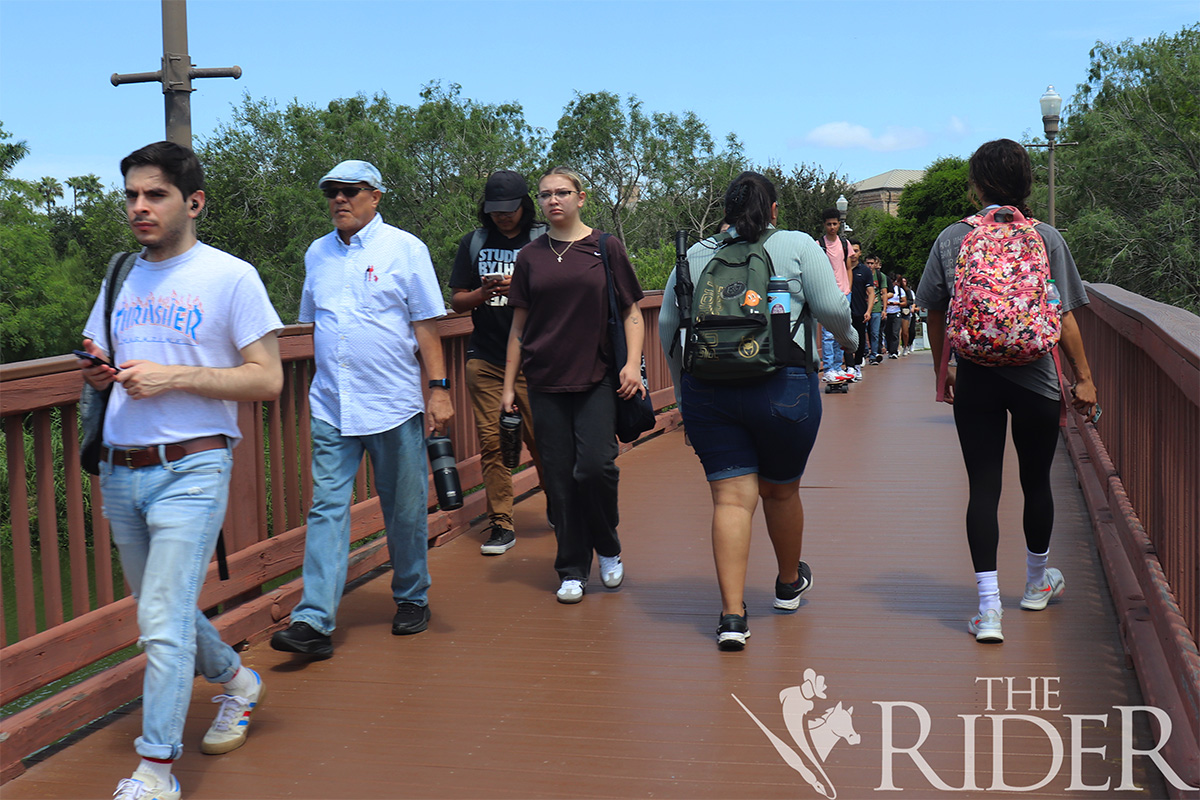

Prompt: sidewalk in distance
xmin=4 ymin=355 xmax=1169 ymax=799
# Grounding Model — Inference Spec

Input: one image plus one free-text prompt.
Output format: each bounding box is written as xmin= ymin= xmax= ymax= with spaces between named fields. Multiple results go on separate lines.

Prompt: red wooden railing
xmin=3 ymin=285 xmax=1196 ymax=787
xmin=0 ymin=295 xmax=679 ymax=782
xmin=1059 ymin=284 xmax=1199 ymax=793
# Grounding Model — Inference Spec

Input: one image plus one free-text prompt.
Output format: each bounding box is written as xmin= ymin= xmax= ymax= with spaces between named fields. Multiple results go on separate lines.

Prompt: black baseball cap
xmin=483 ymin=171 xmax=529 ymax=213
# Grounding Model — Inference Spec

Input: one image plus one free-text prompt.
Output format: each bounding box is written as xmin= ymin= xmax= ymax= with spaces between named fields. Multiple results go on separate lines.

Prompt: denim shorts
xmin=679 ymin=367 xmax=822 ymax=484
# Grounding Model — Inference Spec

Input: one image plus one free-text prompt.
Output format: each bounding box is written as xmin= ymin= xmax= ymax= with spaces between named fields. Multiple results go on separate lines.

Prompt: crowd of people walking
xmin=76 ymin=137 xmax=1096 ymax=799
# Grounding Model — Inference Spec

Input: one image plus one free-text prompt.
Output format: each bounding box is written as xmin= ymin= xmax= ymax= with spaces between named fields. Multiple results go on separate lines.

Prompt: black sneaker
xmin=391 ymin=602 xmax=430 ymax=635
xmin=270 ymin=621 xmax=333 ymax=659
xmin=716 ymin=612 xmax=751 ymax=651
xmin=480 ymin=524 xmax=516 ymax=555
xmin=773 ymin=561 xmax=813 ymax=611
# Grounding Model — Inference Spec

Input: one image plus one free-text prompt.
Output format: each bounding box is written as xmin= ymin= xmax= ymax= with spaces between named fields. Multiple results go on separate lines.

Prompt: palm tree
xmin=66 ymin=174 xmax=103 ymax=214
xmin=0 ymin=122 xmax=29 ymax=177
xmin=35 ymin=176 xmax=63 ymax=214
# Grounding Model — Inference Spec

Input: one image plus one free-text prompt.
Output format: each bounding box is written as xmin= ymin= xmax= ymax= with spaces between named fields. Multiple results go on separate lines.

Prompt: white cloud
xmin=799 ymin=122 xmax=930 ymax=152
xmin=946 ymin=116 xmax=971 ymax=138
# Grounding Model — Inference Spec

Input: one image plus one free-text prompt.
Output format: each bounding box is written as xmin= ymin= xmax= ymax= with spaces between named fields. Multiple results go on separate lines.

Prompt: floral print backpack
xmin=945 ymin=206 xmax=1060 ymax=366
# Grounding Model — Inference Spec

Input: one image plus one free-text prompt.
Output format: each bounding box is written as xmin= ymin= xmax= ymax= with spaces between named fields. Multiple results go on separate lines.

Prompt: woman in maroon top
xmin=502 ymin=167 xmax=645 ymax=604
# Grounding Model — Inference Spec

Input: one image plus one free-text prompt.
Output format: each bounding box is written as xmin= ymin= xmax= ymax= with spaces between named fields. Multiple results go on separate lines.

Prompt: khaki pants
xmin=465 ymin=358 xmax=543 ymax=530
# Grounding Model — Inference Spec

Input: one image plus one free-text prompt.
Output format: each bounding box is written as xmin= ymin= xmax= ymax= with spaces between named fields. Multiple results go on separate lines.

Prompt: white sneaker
xmin=556 ymin=579 xmax=584 ymax=604
xmin=968 ymin=608 xmax=1004 ymax=643
xmin=1020 ymin=567 xmax=1065 ymax=610
xmin=598 ymin=554 xmax=624 ymax=588
xmin=114 ymin=770 xmax=181 ymax=800
xmin=201 ymin=668 xmax=264 ymax=754
xmin=821 ymin=370 xmax=837 ymax=382
xmin=850 ymin=366 xmax=863 ymax=382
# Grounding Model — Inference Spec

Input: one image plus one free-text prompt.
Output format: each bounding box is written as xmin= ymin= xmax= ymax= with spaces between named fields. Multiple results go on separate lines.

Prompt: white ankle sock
xmin=136 ymin=758 xmax=172 ymax=786
xmin=1027 ymin=550 xmax=1049 ymax=586
xmin=975 ymin=571 xmax=1001 ymax=614
xmin=223 ymin=666 xmax=257 ymax=697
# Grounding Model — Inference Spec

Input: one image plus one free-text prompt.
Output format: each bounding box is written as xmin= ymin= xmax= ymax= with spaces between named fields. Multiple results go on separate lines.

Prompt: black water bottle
xmin=426 ymin=434 xmax=463 ymax=510
xmin=498 ymin=407 xmax=524 ymax=470
xmin=768 ymin=276 xmax=791 ymax=364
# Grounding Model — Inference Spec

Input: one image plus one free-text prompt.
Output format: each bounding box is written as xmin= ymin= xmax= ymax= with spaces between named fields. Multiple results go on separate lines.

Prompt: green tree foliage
xmin=34 ymin=176 xmax=62 ymax=214
xmin=65 ymin=174 xmax=103 ymax=214
xmin=764 ymin=162 xmax=853 ymax=239
xmin=1058 ymin=24 xmax=1199 ymax=312
xmin=199 ymin=83 xmax=545 ymax=318
xmin=547 ymin=92 xmax=748 ymax=251
xmin=871 ymin=156 xmax=972 ymax=283
xmin=0 ymin=125 xmax=132 ymax=362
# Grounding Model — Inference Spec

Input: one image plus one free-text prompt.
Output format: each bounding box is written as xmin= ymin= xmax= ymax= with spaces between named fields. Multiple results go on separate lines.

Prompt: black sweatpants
xmin=528 ymin=377 xmax=622 ymax=584
xmin=952 ymin=360 xmax=1062 ymax=573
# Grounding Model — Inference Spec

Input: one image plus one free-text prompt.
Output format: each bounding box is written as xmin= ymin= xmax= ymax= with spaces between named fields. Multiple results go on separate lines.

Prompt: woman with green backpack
xmin=917 ymin=138 xmax=1099 ymax=644
xmin=659 ymin=171 xmax=856 ymax=651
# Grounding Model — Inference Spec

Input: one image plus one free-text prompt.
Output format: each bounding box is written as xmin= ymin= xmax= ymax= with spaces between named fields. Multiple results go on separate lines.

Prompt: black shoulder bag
xmin=598 ymin=234 xmax=655 ymax=443
xmin=80 ymin=252 xmax=138 ymax=475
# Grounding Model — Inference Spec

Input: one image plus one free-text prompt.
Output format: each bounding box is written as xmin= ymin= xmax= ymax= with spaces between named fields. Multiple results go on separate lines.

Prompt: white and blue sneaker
xmin=113 ymin=770 xmax=181 ymax=800
xmin=201 ymin=668 xmax=264 ymax=754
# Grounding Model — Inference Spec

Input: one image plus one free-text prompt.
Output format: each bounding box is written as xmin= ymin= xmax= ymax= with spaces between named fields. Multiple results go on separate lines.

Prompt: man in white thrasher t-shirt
xmin=78 ymin=142 xmax=283 ymax=800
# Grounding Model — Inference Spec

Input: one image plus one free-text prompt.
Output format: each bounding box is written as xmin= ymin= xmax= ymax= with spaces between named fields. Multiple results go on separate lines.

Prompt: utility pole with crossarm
xmin=110 ymin=0 xmax=241 ymax=147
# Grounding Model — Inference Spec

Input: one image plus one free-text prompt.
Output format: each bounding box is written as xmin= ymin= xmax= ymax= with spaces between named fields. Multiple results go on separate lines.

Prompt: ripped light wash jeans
xmin=101 ymin=446 xmax=240 ymax=760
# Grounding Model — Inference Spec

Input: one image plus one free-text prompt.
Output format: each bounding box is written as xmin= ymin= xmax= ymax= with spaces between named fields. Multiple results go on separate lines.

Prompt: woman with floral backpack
xmin=916 ymin=139 xmax=1098 ymax=644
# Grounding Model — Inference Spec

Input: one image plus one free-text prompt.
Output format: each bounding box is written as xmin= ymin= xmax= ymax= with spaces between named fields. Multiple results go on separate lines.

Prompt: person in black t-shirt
xmin=449 ymin=171 xmax=547 ymax=556
xmin=843 ymin=239 xmax=875 ymax=381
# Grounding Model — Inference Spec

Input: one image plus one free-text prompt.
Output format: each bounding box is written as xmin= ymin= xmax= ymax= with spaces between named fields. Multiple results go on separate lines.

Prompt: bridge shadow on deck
xmin=5 ymin=352 xmax=1168 ymax=799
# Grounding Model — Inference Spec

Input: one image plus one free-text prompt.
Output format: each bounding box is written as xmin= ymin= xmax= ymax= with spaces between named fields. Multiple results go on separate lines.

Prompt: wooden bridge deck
xmin=3 ymin=353 xmax=1171 ymax=799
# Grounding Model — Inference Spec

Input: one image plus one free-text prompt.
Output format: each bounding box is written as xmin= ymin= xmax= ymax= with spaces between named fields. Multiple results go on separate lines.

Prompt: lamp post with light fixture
xmin=1040 ymin=86 xmax=1063 ymax=227
xmin=836 ymin=194 xmax=851 ymax=234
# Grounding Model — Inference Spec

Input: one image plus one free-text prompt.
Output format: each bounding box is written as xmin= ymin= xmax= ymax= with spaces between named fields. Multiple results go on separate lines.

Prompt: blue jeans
xmin=291 ymin=415 xmax=430 ymax=635
xmin=100 ymin=447 xmax=240 ymax=761
xmin=869 ymin=312 xmax=882 ymax=357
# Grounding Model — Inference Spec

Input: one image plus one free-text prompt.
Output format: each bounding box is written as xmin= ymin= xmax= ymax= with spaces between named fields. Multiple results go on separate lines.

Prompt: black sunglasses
xmin=322 ymin=186 xmax=373 ymax=199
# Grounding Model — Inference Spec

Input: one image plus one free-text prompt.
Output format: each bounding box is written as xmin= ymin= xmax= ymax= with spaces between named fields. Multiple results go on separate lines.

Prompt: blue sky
xmin=2 ymin=0 xmax=1196 ymax=192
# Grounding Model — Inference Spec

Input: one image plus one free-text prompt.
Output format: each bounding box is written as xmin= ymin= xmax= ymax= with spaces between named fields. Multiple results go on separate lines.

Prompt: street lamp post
xmin=836 ymin=194 xmax=850 ymax=234
xmin=1040 ymin=85 xmax=1063 ymax=227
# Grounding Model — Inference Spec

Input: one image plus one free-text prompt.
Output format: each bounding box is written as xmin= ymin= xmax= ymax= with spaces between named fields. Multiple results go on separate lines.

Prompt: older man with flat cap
xmin=272 ymin=160 xmax=453 ymax=658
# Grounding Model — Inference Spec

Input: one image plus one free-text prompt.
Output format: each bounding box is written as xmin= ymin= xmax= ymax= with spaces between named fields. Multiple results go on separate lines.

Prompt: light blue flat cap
xmin=318 ymin=160 xmax=387 ymax=193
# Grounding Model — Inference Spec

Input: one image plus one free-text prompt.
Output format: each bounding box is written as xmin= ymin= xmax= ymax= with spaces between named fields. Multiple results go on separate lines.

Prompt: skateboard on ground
xmin=824 ymin=377 xmax=850 ymax=394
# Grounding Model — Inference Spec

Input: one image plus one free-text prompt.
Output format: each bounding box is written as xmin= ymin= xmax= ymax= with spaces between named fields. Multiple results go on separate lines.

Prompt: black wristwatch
xmin=428 ymin=379 xmax=450 ymax=390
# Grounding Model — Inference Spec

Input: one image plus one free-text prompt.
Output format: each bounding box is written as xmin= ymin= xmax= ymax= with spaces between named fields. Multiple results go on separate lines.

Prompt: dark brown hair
xmin=968 ymin=139 xmax=1033 ymax=217
xmin=120 ymin=141 xmax=205 ymax=199
xmin=723 ymin=171 xmax=776 ymax=243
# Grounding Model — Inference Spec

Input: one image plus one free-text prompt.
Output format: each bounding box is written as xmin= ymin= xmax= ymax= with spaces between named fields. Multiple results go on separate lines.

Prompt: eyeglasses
xmin=322 ymin=185 xmax=374 ymax=199
xmin=536 ymin=189 xmax=578 ymax=201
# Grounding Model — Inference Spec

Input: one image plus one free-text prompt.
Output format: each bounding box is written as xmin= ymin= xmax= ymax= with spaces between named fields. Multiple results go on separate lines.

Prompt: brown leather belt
xmin=101 ymin=436 xmax=228 ymax=469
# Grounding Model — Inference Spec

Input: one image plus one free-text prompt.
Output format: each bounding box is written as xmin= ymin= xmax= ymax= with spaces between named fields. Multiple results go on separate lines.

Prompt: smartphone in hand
xmin=73 ymin=349 xmax=120 ymax=371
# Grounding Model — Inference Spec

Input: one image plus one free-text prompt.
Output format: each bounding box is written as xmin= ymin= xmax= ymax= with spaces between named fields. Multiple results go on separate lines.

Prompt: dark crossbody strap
xmin=597 ymin=233 xmax=628 ymax=370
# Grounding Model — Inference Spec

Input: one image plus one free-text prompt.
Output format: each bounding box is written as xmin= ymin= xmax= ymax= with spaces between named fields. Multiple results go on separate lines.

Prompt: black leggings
xmin=952 ymin=360 xmax=1061 ymax=572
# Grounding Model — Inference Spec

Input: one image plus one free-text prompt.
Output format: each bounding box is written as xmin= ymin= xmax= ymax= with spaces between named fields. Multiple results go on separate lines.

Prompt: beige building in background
xmin=851 ymin=169 xmax=925 ymax=216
